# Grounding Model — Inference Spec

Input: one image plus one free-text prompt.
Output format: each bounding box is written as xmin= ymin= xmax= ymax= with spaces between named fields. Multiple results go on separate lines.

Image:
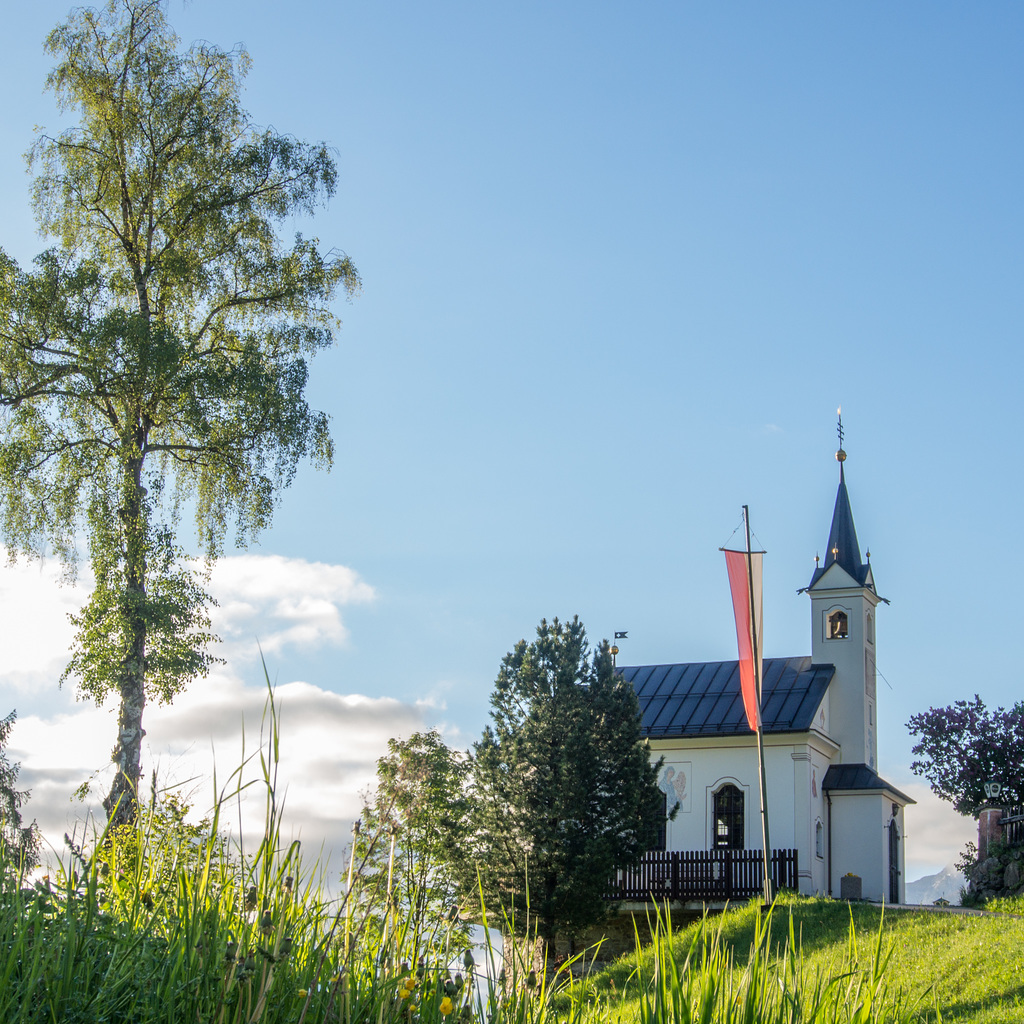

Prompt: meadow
xmin=577 ymin=897 xmax=1024 ymax=1024
xmin=2 ymin=691 xmax=1021 ymax=1024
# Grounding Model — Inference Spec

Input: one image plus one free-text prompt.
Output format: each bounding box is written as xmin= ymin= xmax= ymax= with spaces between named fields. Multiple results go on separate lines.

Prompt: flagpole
xmin=744 ymin=505 xmax=773 ymax=904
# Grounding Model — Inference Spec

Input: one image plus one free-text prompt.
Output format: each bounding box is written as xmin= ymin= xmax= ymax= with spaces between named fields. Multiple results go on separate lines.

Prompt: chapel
xmin=617 ymin=441 xmax=913 ymax=903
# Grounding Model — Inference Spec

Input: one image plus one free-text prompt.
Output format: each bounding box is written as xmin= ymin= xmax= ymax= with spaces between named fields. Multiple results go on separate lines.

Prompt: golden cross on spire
xmin=836 ymin=406 xmax=846 ymax=463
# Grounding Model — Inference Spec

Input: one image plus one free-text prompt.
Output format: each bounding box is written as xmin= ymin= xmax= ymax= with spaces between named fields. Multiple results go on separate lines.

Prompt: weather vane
xmin=836 ymin=406 xmax=847 ymax=463
xmin=611 ymin=630 xmax=627 ymax=668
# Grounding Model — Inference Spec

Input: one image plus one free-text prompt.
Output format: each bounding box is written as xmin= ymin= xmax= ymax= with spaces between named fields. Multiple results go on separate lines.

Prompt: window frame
xmin=713 ymin=784 xmax=745 ymax=850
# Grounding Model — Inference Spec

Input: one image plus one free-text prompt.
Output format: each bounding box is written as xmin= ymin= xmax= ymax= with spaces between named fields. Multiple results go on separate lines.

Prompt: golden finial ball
xmin=835 ymin=448 xmax=846 ymax=462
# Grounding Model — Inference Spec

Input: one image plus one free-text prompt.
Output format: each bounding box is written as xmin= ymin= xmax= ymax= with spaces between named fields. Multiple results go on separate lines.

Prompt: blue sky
xmin=2 ymin=0 xmax=1023 ymax=879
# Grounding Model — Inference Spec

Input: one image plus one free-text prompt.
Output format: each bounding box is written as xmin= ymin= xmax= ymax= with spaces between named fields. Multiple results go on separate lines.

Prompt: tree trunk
xmin=540 ymin=871 xmax=559 ymax=967
xmin=104 ymin=442 xmax=148 ymax=827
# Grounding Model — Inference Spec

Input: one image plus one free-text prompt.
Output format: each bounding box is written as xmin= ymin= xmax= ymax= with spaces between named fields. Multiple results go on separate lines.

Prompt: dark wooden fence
xmin=1001 ymin=807 xmax=1024 ymax=847
xmin=607 ymin=848 xmax=799 ymax=902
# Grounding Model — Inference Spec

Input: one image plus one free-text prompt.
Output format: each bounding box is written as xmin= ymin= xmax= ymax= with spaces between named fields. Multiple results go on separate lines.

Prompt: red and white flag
xmin=724 ymin=549 xmax=763 ymax=732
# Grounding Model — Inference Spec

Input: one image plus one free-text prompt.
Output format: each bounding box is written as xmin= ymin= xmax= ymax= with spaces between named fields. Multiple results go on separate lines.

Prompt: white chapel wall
xmin=827 ymin=791 xmax=893 ymax=901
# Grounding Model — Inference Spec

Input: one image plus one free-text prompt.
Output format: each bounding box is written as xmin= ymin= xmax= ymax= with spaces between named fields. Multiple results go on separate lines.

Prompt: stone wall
xmin=965 ymin=839 xmax=1024 ymax=903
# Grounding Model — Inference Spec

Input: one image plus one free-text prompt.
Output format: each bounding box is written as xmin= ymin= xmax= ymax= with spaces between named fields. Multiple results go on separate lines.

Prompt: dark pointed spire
xmin=822 ymin=459 xmax=863 ymax=578
xmin=807 ymin=411 xmax=871 ymax=590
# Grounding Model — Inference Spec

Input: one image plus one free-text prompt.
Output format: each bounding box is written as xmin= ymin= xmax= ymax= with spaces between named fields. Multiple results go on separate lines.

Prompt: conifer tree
xmin=0 ymin=711 xmax=39 ymax=876
xmin=468 ymin=617 xmax=662 ymax=955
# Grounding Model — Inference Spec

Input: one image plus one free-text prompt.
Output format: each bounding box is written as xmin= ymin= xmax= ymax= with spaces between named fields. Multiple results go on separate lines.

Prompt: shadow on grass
xmin=933 ymin=984 xmax=1024 ymax=1023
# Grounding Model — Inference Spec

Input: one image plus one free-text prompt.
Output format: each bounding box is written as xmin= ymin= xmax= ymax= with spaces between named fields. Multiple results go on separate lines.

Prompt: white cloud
xmin=0 ymin=555 xmax=85 ymax=691
xmin=208 ymin=554 xmax=375 ymax=658
xmin=9 ymin=671 xmax=431 ymax=879
xmin=0 ymin=548 xmax=377 ymax=694
xmin=0 ymin=551 xmax=424 ymax=880
xmin=898 ymin=778 xmax=975 ymax=880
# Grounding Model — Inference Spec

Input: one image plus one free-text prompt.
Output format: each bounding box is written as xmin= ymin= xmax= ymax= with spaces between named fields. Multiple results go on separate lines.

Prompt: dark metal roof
xmin=808 ymin=463 xmax=873 ymax=590
xmin=821 ymin=763 xmax=915 ymax=804
xmin=618 ymin=657 xmax=834 ymax=739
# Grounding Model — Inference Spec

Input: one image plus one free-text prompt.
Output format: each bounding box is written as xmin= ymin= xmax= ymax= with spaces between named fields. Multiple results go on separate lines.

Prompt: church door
xmin=888 ymin=819 xmax=900 ymax=904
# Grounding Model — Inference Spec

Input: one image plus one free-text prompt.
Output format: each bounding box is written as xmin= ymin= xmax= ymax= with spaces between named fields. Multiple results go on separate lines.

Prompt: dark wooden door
xmin=888 ymin=819 xmax=900 ymax=904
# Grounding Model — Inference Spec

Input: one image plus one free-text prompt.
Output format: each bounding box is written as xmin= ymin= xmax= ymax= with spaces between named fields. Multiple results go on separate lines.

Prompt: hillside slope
xmin=580 ymin=896 xmax=1024 ymax=1023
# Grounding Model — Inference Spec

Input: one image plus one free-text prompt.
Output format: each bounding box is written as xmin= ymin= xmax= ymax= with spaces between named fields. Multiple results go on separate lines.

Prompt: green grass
xmin=3 ymin=675 xmax=1022 ymax=1023
xmin=0 ymin=678 xmax=590 ymax=1024
xmin=576 ymin=894 xmax=1024 ymax=1024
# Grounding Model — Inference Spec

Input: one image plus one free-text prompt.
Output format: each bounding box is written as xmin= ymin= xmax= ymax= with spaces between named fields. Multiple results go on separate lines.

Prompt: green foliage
xmin=468 ymin=616 xmax=663 ymax=950
xmin=63 ymin=524 xmax=218 ymax=706
xmin=907 ymin=695 xmax=1024 ymax=816
xmin=0 ymin=0 xmax=358 ymax=823
xmin=356 ymin=731 xmax=472 ymax=954
xmin=979 ymin=893 xmax=1024 ymax=915
xmin=0 ymin=709 xmax=38 ymax=875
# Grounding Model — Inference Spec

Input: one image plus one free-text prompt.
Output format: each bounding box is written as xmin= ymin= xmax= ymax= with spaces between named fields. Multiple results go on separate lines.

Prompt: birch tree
xmin=0 ymin=0 xmax=358 ymax=824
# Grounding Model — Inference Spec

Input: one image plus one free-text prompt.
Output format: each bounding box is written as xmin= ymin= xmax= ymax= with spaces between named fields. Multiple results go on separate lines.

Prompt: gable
xmin=618 ymin=656 xmax=834 ymax=739
xmin=809 ymin=560 xmax=860 ymax=591
xmin=806 ymin=558 xmax=876 ymax=593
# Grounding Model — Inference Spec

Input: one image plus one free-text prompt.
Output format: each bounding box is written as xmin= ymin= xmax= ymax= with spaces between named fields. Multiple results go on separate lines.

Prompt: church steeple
xmin=805 ymin=412 xmax=881 ymax=770
xmin=807 ymin=415 xmax=873 ymax=592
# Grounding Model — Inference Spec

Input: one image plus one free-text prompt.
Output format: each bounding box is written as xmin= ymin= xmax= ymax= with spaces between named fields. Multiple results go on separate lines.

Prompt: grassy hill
xmin=568 ymin=894 xmax=1024 ymax=1023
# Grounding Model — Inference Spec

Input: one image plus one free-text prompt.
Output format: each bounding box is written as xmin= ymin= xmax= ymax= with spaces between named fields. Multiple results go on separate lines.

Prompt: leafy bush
xmin=983 ymin=894 xmax=1024 ymax=915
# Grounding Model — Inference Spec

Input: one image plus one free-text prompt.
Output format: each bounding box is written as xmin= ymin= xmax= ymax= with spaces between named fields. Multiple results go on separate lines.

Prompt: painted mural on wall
xmin=659 ymin=761 xmax=692 ymax=814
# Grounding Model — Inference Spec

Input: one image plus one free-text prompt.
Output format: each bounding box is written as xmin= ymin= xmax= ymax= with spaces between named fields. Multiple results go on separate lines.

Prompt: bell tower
xmin=805 ymin=419 xmax=881 ymax=769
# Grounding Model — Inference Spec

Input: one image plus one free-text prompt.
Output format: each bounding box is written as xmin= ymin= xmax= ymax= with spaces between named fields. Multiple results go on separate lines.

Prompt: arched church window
xmin=713 ymin=785 xmax=744 ymax=849
xmin=815 ymin=819 xmax=824 ymax=859
xmin=866 ymin=611 xmax=874 ymax=644
xmin=827 ymin=610 xmax=848 ymax=639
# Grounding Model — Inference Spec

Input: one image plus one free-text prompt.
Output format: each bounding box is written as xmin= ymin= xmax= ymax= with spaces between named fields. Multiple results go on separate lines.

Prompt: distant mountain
xmin=905 ymin=864 xmax=965 ymax=905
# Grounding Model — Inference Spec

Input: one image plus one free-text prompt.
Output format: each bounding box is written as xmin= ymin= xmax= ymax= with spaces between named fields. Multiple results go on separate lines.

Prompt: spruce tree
xmin=469 ymin=617 xmax=662 ymax=956
xmin=0 ymin=711 xmax=39 ymax=877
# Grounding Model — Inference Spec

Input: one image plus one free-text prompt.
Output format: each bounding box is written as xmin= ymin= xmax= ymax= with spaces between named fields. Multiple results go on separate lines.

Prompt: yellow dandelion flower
xmin=440 ymin=996 xmax=454 ymax=1014
xmin=297 ymin=989 xmax=308 ymax=999
xmin=399 ymin=988 xmax=412 ymax=1000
